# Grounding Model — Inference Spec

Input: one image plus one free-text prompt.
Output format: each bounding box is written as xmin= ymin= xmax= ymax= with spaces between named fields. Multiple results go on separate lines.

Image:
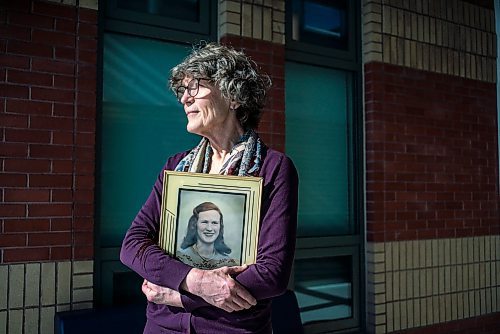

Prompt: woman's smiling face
xmin=196 ymin=210 xmax=221 ymax=244
xmin=178 ymin=76 xmax=232 ymax=138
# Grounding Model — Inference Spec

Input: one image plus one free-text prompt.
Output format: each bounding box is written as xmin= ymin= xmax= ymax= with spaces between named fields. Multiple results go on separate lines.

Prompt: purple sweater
xmin=120 ymin=146 xmax=298 ymax=334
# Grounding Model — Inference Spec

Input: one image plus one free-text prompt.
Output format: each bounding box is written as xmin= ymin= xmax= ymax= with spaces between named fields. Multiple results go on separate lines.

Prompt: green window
xmin=286 ymin=61 xmax=360 ymax=331
xmin=285 ymin=62 xmax=352 ymax=237
xmin=100 ymin=33 xmax=197 ymax=247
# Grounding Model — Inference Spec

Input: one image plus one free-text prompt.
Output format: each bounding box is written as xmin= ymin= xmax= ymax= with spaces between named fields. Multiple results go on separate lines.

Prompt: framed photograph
xmin=158 ymin=171 xmax=263 ymax=270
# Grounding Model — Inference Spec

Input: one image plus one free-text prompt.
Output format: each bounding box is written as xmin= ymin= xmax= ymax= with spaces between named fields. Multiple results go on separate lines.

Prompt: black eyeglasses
xmin=176 ymin=78 xmax=210 ymax=102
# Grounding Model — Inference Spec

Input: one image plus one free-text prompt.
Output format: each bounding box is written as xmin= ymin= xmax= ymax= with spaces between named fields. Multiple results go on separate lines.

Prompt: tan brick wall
xmin=0 ymin=260 xmax=94 ymax=334
xmin=219 ymin=0 xmax=285 ymax=44
xmin=363 ymin=0 xmax=496 ymax=82
xmin=367 ymin=236 xmax=500 ymax=333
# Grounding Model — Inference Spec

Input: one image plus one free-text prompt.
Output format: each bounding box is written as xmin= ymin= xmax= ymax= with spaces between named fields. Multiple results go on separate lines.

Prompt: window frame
xmin=294 ymin=243 xmax=361 ymax=332
xmin=495 ymin=1 xmax=500 ymax=191
xmin=285 ymin=0 xmax=365 ymax=332
xmin=103 ymin=0 xmax=217 ymax=42
xmin=95 ymin=2 xmax=217 ymax=307
xmin=285 ymin=0 xmax=358 ymax=65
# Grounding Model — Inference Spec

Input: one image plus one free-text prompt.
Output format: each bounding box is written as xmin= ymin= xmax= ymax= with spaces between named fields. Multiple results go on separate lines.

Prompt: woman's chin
xmin=186 ymin=123 xmax=203 ymax=136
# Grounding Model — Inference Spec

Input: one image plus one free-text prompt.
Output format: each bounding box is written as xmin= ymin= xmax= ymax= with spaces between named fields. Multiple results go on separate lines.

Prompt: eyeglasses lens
xmin=187 ymin=79 xmax=199 ymax=97
xmin=176 ymin=79 xmax=200 ymax=102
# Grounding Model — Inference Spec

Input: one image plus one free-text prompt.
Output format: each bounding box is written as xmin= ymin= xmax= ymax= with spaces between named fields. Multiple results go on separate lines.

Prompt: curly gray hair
xmin=169 ymin=43 xmax=272 ymax=130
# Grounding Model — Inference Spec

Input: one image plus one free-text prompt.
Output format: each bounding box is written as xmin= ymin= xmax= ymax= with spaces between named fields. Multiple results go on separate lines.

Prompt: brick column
xmin=0 ymin=0 xmax=98 ymax=332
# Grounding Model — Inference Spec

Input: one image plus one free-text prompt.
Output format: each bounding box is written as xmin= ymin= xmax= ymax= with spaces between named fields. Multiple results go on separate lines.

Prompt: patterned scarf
xmin=175 ymin=130 xmax=262 ymax=176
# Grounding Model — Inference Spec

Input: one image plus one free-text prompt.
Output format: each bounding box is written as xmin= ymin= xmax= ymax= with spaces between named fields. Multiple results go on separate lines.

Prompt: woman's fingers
xmin=233 ymin=282 xmax=256 ymax=306
xmin=142 ymin=282 xmax=157 ymax=302
xmin=229 ymin=292 xmax=254 ymax=310
xmin=209 ymin=272 xmax=256 ymax=310
xmin=141 ymin=281 xmax=183 ymax=307
xmin=222 ymin=271 xmax=256 ymax=306
xmin=146 ymin=281 xmax=160 ymax=291
xmin=222 ymin=264 xmax=247 ymax=275
xmin=182 ymin=267 xmax=257 ymax=311
xmin=222 ymin=280 xmax=255 ymax=308
xmin=142 ymin=280 xmax=162 ymax=303
xmin=213 ymin=293 xmax=247 ymax=312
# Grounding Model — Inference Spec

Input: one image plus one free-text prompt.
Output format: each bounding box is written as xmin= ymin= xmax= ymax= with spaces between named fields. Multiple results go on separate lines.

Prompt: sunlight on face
xmin=179 ymin=77 xmax=232 ymax=137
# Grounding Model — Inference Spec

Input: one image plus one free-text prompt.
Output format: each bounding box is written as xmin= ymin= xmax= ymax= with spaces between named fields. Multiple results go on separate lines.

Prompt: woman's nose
xmin=180 ymin=90 xmax=192 ymax=105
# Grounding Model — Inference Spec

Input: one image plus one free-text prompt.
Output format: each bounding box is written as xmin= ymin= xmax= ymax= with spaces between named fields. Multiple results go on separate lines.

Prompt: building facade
xmin=0 ymin=0 xmax=498 ymax=333
xmin=364 ymin=1 xmax=500 ymax=333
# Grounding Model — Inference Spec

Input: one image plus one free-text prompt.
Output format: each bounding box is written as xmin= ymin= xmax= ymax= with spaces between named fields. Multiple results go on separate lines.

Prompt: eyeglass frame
xmin=175 ymin=77 xmax=211 ymax=103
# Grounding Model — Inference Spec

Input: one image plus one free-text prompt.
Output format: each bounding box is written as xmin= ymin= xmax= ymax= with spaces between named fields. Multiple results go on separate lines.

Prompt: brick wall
xmin=363 ymin=0 xmax=496 ymax=82
xmin=1 ymin=0 xmax=97 ymax=264
xmin=364 ymin=72 xmax=500 ymax=332
xmin=365 ymin=62 xmax=499 ymax=243
xmin=393 ymin=312 xmax=500 ymax=334
xmin=363 ymin=0 xmax=499 ymax=333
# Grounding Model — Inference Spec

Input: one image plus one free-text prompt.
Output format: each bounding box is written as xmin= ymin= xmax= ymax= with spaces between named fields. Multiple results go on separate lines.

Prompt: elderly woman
xmin=177 ymin=201 xmax=237 ymax=269
xmin=120 ymin=43 xmax=298 ymax=334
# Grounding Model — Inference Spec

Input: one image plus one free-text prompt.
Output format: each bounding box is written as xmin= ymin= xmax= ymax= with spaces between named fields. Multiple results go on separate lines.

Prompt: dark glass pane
xmin=100 ymin=33 xmax=199 ymax=247
xmin=293 ymin=0 xmax=348 ymax=49
xmin=294 ymin=256 xmax=353 ymax=323
xmin=117 ymin=0 xmax=200 ymax=22
xmin=285 ymin=62 xmax=350 ymax=236
xmin=113 ymin=271 xmax=146 ymax=305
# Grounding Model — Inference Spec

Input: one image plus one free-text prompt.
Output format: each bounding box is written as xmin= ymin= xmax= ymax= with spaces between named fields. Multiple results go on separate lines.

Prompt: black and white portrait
xmin=175 ymin=189 xmax=246 ymax=270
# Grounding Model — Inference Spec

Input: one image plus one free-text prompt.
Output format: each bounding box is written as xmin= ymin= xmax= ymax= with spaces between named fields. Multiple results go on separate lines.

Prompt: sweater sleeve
xmin=119 ymin=154 xmax=193 ymax=292
xmin=235 ymin=154 xmax=299 ymax=300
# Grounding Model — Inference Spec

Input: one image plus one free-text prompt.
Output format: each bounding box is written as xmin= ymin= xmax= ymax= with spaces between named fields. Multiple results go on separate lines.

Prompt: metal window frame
xmin=99 ymin=247 xmax=127 ymax=305
xmin=285 ymin=0 xmax=365 ymax=332
xmin=286 ymin=0 xmax=358 ymax=65
xmin=294 ymin=245 xmax=361 ymax=333
xmin=103 ymin=0 xmax=217 ymax=42
xmin=496 ymin=1 xmax=500 ymax=192
xmin=94 ymin=1 xmax=217 ymax=306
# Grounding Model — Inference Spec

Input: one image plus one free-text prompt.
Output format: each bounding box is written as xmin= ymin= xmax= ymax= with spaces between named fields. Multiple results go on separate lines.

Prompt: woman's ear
xmin=230 ymin=101 xmax=240 ymax=110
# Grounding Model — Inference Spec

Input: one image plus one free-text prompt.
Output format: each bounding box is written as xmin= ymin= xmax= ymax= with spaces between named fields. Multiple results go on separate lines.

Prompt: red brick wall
xmin=393 ymin=312 xmax=500 ymax=334
xmin=220 ymin=35 xmax=285 ymax=152
xmin=0 ymin=0 xmax=97 ymax=263
xmin=365 ymin=62 xmax=499 ymax=242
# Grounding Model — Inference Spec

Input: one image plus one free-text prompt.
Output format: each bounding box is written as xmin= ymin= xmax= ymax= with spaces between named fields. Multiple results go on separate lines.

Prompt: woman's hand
xmin=142 ymin=279 xmax=183 ymax=307
xmin=181 ymin=265 xmax=256 ymax=313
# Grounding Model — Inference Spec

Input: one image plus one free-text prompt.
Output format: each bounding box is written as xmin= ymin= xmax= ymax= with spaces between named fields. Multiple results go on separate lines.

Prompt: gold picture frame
xmin=158 ymin=171 xmax=263 ymax=270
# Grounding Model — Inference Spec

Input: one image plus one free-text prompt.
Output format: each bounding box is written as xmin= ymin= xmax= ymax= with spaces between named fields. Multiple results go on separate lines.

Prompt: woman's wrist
xmin=181 ymin=268 xmax=203 ymax=295
xmin=171 ymin=289 xmax=183 ymax=307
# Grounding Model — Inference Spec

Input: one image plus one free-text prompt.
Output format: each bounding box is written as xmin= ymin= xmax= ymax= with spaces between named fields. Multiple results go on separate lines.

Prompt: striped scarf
xmin=175 ymin=130 xmax=262 ymax=177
